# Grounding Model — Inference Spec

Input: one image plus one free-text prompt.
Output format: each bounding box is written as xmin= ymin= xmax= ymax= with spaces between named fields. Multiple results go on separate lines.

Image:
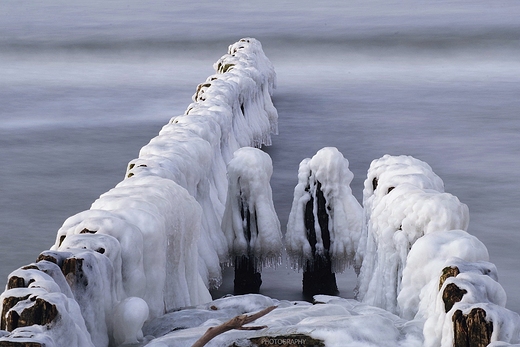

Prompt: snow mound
xmin=143 ymin=294 xmax=423 ymax=347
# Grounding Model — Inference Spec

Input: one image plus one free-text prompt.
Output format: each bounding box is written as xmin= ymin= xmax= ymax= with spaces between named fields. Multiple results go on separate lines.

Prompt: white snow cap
xmin=403 ymin=230 xmax=520 ymax=347
xmin=222 ymin=147 xmax=282 ymax=271
xmin=398 ymin=229 xmax=492 ymax=321
xmin=286 ymin=147 xmax=363 ymax=273
xmin=356 ymin=154 xmax=469 ymax=314
xmin=0 ymin=268 xmax=94 ymax=347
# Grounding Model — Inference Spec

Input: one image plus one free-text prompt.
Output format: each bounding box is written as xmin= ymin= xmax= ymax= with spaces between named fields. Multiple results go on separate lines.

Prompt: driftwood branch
xmin=191 ymin=305 xmax=277 ymax=347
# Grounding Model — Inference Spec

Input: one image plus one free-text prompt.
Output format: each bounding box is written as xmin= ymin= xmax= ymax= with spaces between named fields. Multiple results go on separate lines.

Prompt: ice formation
xmin=126 ymin=38 xmax=277 ymax=290
xmin=399 ymin=230 xmax=520 ymax=347
xmin=112 ymin=297 xmax=149 ymax=345
xmin=351 ymin=154 xmax=519 ymax=346
xmin=0 ymin=265 xmax=94 ymax=347
xmin=356 ymin=155 xmax=469 ymax=314
xmin=222 ymin=147 xmax=282 ymax=270
xmin=398 ymin=229 xmax=493 ymax=320
xmin=286 ymin=147 xmax=363 ymax=274
xmin=0 ymin=38 xmax=278 ymax=347
xmin=1 ymin=36 xmax=519 ymax=346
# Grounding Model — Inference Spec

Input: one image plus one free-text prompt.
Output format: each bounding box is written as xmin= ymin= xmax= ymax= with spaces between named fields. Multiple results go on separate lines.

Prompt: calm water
xmin=1 ymin=0 xmax=520 ymax=313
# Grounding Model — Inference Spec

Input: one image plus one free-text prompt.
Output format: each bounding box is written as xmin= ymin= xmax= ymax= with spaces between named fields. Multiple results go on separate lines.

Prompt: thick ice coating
xmin=398 ymin=229 xmax=492 ymax=320
xmin=2 ymin=36 xmax=519 ymax=347
xmin=54 ymin=209 xmax=147 ymax=299
xmin=356 ymin=154 xmax=445 ymax=269
xmin=356 ymin=155 xmax=469 ymax=314
xmin=221 ymin=147 xmax=282 ymax=270
xmin=0 ymin=38 xmax=279 ymax=347
xmin=286 ymin=147 xmax=363 ymax=273
xmin=127 ymin=37 xmax=278 ymax=289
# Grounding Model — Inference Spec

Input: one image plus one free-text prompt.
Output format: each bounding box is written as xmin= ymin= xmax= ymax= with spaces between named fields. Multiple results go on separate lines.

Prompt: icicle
xmin=221 ymin=147 xmax=282 ymax=294
xmin=286 ymin=147 xmax=362 ymax=297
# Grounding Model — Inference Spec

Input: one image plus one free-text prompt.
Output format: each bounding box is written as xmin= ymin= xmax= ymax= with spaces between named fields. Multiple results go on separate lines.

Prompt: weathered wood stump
xmin=439 ymin=266 xmax=461 ymax=290
xmin=440 ymin=266 xmax=468 ymax=313
xmin=443 ymin=283 xmax=468 ymax=313
xmin=61 ymin=257 xmax=89 ymax=290
xmin=452 ymin=307 xmax=493 ymax=347
xmin=234 ymin=255 xmax=262 ymax=295
xmin=14 ymin=298 xmax=58 ymax=331
xmin=6 ymin=277 xmax=26 ymax=290
xmin=1 ymin=295 xmax=30 ymax=331
xmin=1 ymin=295 xmax=58 ymax=333
xmin=36 ymin=250 xmax=73 ymax=268
xmin=233 ymin=200 xmax=261 ymax=295
xmin=302 ymin=181 xmax=338 ymax=298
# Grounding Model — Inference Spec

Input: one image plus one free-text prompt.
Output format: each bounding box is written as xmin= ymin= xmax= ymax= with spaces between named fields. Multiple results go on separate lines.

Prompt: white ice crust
xmin=356 ymin=155 xmax=469 ymax=314
xmin=286 ymin=147 xmax=363 ymax=273
xmin=221 ymin=147 xmax=282 ymax=270
xmin=0 ymin=38 xmax=278 ymax=347
xmin=1 ymin=40 xmax=519 ymax=347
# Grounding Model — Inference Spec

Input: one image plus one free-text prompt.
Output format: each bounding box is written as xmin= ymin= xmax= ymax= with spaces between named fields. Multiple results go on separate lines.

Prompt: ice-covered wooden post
xmin=222 ymin=147 xmax=282 ymax=294
xmin=0 ymin=37 xmax=280 ymax=347
xmin=397 ymin=229 xmax=520 ymax=346
xmin=286 ymin=147 xmax=362 ymax=298
xmin=356 ymin=155 xmax=471 ymax=313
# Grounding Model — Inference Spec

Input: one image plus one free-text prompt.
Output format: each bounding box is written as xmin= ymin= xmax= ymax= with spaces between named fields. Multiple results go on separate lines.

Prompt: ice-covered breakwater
xmin=354 ymin=154 xmax=520 ymax=347
xmin=286 ymin=147 xmax=363 ymax=297
xmin=0 ymin=38 xmax=278 ymax=347
xmin=282 ymin=150 xmax=520 ymax=346
xmin=1 ymin=37 xmax=520 ymax=347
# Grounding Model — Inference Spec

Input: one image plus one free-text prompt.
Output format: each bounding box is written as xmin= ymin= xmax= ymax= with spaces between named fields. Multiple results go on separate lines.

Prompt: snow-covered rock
xmin=143 ymin=294 xmax=423 ymax=347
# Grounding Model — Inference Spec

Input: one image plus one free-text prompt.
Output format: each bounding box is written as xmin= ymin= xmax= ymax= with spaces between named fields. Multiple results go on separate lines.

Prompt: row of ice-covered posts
xmin=0 ymin=37 xmax=280 ymax=347
xmin=246 ymin=146 xmax=520 ymax=347
xmin=255 ymin=147 xmax=520 ymax=346
xmin=1 ymin=37 xmax=519 ymax=347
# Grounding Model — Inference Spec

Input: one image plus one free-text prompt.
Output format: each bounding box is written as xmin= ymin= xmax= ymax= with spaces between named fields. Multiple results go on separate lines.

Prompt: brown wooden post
xmin=302 ymin=181 xmax=338 ymax=299
xmin=233 ymin=200 xmax=262 ymax=295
